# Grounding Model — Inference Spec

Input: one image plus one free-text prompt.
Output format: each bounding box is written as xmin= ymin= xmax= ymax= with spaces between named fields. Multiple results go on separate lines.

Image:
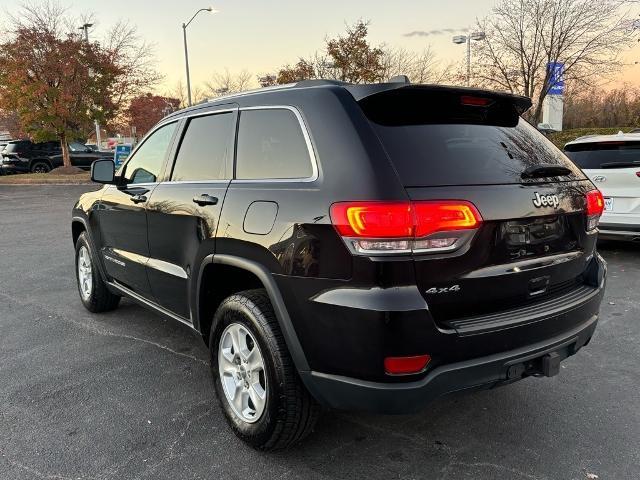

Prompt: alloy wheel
xmin=218 ymin=323 xmax=267 ymax=423
xmin=77 ymin=245 xmax=93 ymax=301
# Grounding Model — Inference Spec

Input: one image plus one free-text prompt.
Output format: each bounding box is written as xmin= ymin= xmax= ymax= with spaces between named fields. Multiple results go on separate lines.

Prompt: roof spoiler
xmin=346 ymin=84 xmax=532 ymax=116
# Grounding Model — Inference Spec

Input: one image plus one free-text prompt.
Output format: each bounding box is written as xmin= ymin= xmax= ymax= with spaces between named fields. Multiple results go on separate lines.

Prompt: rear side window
xmin=171 ymin=112 xmax=235 ymax=181
xmin=360 ymin=89 xmax=583 ymax=187
xmin=564 ymin=141 xmax=640 ymax=169
xmin=4 ymin=141 xmax=29 ymax=153
xmin=235 ymin=109 xmax=313 ymax=180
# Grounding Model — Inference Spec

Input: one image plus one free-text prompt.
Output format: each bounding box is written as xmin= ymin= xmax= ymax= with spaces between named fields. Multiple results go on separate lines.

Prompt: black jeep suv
xmin=1 ymin=140 xmax=110 ymax=173
xmin=71 ymin=80 xmax=606 ymax=450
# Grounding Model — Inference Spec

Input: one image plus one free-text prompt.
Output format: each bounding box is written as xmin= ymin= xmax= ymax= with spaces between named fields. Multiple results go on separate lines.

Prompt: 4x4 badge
xmin=426 ymin=284 xmax=461 ymax=295
xmin=532 ymin=192 xmax=559 ymax=209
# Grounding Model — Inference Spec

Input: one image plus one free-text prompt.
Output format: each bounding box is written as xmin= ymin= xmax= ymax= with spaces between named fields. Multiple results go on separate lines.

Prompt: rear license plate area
xmin=604 ymin=197 xmax=613 ymax=211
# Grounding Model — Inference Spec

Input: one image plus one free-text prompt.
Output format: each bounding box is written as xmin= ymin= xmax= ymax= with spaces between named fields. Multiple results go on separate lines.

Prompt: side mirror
xmin=91 ymin=159 xmax=116 ymax=184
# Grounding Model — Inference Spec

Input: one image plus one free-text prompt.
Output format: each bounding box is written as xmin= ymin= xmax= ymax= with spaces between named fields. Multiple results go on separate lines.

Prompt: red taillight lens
xmin=586 ymin=190 xmax=604 ymax=216
xmin=330 ymin=202 xmax=413 ymax=238
xmin=635 ymin=171 xmax=640 ymax=178
xmin=330 ymin=200 xmax=482 ymax=255
xmin=384 ymin=354 xmax=431 ymax=375
xmin=585 ymin=189 xmax=604 ymax=231
xmin=413 ymin=202 xmax=481 ymax=237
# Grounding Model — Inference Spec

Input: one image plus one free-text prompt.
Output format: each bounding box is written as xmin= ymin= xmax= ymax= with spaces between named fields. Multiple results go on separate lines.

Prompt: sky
xmin=2 ymin=0 xmax=640 ymax=93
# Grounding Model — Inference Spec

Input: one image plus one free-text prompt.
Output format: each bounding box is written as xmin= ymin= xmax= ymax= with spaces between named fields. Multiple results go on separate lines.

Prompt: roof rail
xmin=295 ymin=79 xmax=351 ymax=87
xmin=206 ymin=83 xmax=297 ymax=104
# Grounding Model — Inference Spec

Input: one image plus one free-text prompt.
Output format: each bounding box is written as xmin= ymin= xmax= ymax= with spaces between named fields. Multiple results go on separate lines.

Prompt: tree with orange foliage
xmin=127 ymin=94 xmax=180 ymax=137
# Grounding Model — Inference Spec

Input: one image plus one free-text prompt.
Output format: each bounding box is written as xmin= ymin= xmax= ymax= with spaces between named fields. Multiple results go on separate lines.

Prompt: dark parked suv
xmin=1 ymin=140 xmax=110 ymax=173
xmin=71 ymin=80 xmax=606 ymax=450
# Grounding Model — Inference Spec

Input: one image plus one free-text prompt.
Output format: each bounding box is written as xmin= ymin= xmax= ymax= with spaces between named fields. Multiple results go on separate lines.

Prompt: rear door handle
xmin=130 ymin=194 xmax=147 ymax=204
xmin=193 ymin=194 xmax=218 ymax=206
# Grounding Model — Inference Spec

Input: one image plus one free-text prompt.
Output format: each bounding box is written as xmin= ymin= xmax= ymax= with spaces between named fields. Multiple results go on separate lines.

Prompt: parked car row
xmin=0 ymin=140 xmax=112 ymax=174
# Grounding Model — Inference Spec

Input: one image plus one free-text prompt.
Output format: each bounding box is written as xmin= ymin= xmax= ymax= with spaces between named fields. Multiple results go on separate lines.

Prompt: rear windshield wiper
xmin=599 ymin=161 xmax=640 ymax=169
xmin=521 ymin=164 xmax=572 ymax=179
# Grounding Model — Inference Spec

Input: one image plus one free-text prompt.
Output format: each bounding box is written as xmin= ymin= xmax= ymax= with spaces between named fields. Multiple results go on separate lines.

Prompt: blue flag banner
xmin=547 ymin=62 xmax=565 ymax=96
xmin=114 ymin=144 xmax=132 ymax=169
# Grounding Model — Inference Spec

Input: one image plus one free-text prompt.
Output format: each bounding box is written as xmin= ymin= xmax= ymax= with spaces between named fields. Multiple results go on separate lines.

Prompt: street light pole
xmin=182 ymin=7 xmax=215 ymax=107
xmin=182 ymin=25 xmax=192 ymax=106
xmin=466 ymin=36 xmax=471 ymax=87
xmin=78 ymin=23 xmax=101 ymax=149
xmin=79 ymin=22 xmax=93 ymax=42
xmin=453 ymin=31 xmax=486 ymax=86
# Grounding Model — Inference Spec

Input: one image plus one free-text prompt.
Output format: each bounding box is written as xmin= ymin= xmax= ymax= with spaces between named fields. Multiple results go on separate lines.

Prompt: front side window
xmin=171 ymin=112 xmax=235 ymax=182
xmin=235 ymin=109 xmax=313 ymax=180
xmin=124 ymin=122 xmax=177 ymax=184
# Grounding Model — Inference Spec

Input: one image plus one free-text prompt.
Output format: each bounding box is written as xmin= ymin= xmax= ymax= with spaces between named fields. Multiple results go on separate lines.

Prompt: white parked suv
xmin=564 ymin=131 xmax=640 ymax=241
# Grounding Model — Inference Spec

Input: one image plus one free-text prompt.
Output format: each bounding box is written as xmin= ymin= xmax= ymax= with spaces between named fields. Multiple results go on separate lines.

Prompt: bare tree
xmin=166 ymin=80 xmax=207 ymax=108
xmin=204 ymin=69 xmax=255 ymax=97
xmin=379 ymin=46 xmax=453 ymax=84
xmin=105 ymin=21 xmax=163 ymax=110
xmin=564 ymin=84 xmax=640 ymax=128
xmin=474 ymin=0 xmax=639 ymax=122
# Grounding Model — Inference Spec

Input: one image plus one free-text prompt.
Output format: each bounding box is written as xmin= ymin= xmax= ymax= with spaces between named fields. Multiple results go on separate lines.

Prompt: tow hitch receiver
xmin=541 ymin=352 xmax=561 ymax=377
xmin=506 ymin=350 xmax=564 ymax=380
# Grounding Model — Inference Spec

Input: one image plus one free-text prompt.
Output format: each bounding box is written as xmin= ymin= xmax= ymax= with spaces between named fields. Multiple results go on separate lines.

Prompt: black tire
xmin=209 ymin=289 xmax=319 ymax=451
xmin=30 ymin=161 xmax=51 ymax=173
xmin=75 ymin=232 xmax=120 ymax=312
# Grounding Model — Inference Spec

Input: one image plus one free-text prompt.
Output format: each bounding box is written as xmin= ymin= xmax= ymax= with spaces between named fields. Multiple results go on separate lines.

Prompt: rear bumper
xmin=598 ymin=222 xmax=640 ymax=241
xmin=302 ymin=311 xmax=599 ymax=414
xmin=0 ymin=162 xmax=29 ymax=174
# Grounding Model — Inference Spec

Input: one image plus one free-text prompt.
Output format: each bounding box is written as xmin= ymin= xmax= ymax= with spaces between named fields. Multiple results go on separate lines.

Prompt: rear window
xmin=360 ymin=89 xmax=582 ymax=187
xmin=369 ymin=120 xmax=582 ymax=187
xmin=3 ymin=142 xmax=29 ymax=153
xmin=564 ymin=141 xmax=640 ymax=169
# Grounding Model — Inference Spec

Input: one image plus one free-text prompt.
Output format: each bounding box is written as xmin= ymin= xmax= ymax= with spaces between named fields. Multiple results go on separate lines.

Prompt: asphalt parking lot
xmin=0 ymin=184 xmax=638 ymax=480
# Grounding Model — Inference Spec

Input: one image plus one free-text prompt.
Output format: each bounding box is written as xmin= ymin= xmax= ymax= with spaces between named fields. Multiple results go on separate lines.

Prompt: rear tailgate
xmin=357 ymin=85 xmax=599 ymax=327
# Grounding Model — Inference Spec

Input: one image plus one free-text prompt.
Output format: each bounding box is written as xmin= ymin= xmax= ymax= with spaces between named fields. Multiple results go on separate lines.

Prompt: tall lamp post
xmin=182 ymin=7 xmax=216 ymax=106
xmin=78 ymin=23 xmax=93 ymax=42
xmin=78 ymin=23 xmax=102 ymax=149
xmin=453 ymin=31 xmax=486 ymax=86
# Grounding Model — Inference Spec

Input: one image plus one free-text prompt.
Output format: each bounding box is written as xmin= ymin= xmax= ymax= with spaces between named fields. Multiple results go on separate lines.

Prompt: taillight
xmin=635 ymin=171 xmax=640 ymax=178
xmin=384 ymin=354 xmax=431 ymax=375
xmin=585 ymin=189 xmax=604 ymax=231
xmin=330 ymin=200 xmax=483 ymax=255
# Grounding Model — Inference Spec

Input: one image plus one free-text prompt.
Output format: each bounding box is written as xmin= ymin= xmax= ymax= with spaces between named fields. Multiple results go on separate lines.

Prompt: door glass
xmin=236 ymin=109 xmax=313 ymax=180
xmin=69 ymin=141 xmax=87 ymax=152
xmin=171 ymin=112 xmax=234 ymax=181
xmin=124 ymin=122 xmax=178 ymax=184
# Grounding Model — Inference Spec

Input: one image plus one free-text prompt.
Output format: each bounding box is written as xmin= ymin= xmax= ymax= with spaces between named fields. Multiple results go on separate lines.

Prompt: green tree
xmin=274 ymin=21 xmax=385 ymax=84
xmin=0 ymin=2 xmax=161 ymax=167
xmin=0 ymin=26 xmax=120 ymax=167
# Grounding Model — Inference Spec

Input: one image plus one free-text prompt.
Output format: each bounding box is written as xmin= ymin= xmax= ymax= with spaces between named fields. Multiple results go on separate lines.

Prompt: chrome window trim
xmin=160 ymin=180 xmax=230 ymax=186
xmin=233 ymin=105 xmax=319 ymax=184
